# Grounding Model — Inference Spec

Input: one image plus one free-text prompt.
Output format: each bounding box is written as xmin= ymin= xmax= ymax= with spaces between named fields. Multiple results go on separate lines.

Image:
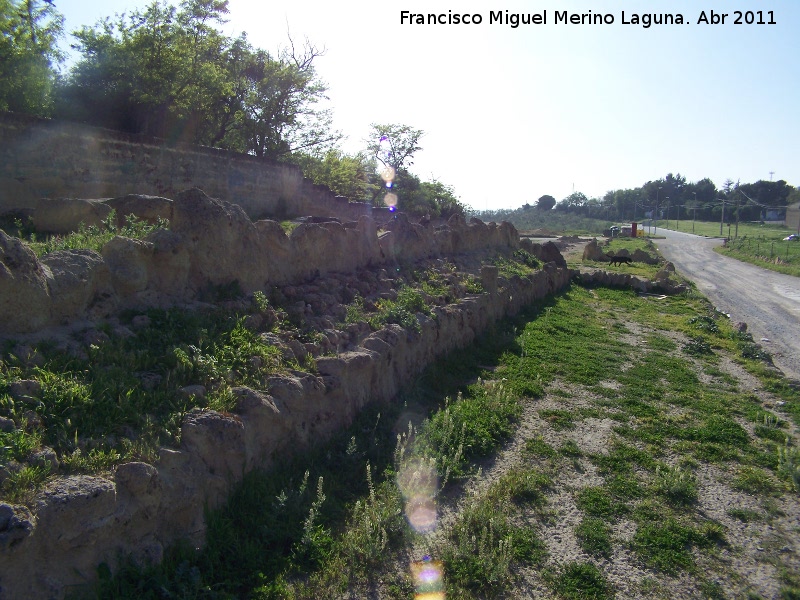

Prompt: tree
xmin=0 ymin=0 xmax=63 ymax=115
xmin=291 ymin=149 xmax=371 ymax=200
xmin=365 ymin=123 xmax=424 ymax=206
xmin=556 ymin=191 xmax=587 ymax=212
xmin=366 ymin=123 xmax=424 ymax=174
xmin=56 ymin=0 xmax=337 ymax=158
xmin=536 ymin=195 xmax=556 ymax=211
xmin=58 ymin=0 xmax=230 ymax=138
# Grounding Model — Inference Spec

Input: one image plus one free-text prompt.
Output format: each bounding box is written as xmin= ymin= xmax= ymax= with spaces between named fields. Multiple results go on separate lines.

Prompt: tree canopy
xmin=50 ymin=0 xmax=339 ymax=158
xmin=0 ymin=0 xmax=63 ymax=115
xmin=536 ymin=195 xmax=556 ymax=211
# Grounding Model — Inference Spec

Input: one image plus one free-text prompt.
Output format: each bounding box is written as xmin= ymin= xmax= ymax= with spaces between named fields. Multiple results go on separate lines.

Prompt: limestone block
xmin=42 ymin=249 xmax=115 ymax=323
xmin=180 ymin=409 xmax=246 ymax=481
xmin=0 ymin=230 xmax=52 ymax=332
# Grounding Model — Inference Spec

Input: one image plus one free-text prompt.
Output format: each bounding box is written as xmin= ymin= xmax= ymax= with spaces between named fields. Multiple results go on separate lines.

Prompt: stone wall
xmin=0 ymin=112 xmax=373 ymax=223
xmin=0 ymin=186 xmax=574 ymax=599
xmin=0 ymin=188 xmax=521 ymax=334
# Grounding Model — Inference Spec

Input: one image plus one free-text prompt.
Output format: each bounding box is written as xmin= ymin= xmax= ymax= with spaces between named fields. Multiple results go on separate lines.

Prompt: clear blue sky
xmin=53 ymin=0 xmax=800 ymax=211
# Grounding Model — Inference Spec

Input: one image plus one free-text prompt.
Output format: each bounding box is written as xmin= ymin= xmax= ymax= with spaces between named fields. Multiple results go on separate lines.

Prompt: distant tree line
xmin=481 ymin=174 xmax=799 ymax=226
xmin=0 ymin=0 xmax=467 ymax=218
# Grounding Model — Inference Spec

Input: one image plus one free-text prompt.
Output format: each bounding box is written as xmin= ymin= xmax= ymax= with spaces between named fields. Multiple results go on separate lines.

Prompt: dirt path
xmin=654 ymin=229 xmax=800 ymax=382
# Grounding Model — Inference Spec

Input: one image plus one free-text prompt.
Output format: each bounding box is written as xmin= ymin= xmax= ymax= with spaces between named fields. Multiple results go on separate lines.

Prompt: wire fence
xmin=724 ymin=236 xmax=800 ymax=267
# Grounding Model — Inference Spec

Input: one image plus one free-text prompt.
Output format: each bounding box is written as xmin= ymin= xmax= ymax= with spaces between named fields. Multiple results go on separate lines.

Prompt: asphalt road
xmin=653 ymin=229 xmax=800 ymax=382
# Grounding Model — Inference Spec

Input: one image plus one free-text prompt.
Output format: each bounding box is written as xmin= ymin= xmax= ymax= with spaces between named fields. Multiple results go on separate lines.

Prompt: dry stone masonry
xmin=0 ymin=187 xmax=573 ymax=599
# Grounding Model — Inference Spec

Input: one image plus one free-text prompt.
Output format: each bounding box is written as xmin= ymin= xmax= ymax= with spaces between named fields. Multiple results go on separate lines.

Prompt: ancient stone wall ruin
xmin=0 ymin=188 xmax=523 ymax=334
xmin=0 ymin=186 xmax=574 ymax=599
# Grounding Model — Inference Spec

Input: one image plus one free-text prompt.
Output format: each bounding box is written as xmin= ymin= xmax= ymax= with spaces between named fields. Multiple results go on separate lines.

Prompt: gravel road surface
xmin=654 ymin=228 xmax=800 ymax=381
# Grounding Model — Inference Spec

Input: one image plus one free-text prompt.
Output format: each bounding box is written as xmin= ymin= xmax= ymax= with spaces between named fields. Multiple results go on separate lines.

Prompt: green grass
xmin=732 ymin=466 xmax=780 ymax=494
xmin=548 ymin=562 xmax=615 ymax=599
xmin=631 ymin=517 xmax=718 ymax=574
xmin=653 ymin=219 xmax=795 ymax=240
xmin=717 ymin=238 xmax=800 ymax=277
xmin=652 ymin=465 xmax=698 ymax=506
xmin=576 ymin=517 xmax=613 ymax=558
xmin=577 ymin=237 xmax=664 ymax=279
xmin=437 ymin=469 xmax=549 ymax=598
xmin=0 ymin=303 xmax=301 ymax=500
xmin=647 ymin=218 xmax=800 ymax=277
xmin=15 ymin=210 xmax=168 ymax=257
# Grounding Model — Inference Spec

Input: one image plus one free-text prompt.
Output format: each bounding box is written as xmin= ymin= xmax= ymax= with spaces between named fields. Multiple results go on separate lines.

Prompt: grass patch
xmin=576 ymin=517 xmax=613 ymax=558
xmin=727 ymin=508 xmax=763 ymax=522
xmin=0 ymin=303 xmax=304 ymax=499
xmin=525 ymin=435 xmax=557 ymax=459
xmin=539 ymin=409 xmax=576 ymax=430
xmin=420 ymin=380 xmax=521 ymax=478
xmin=548 ymin=562 xmax=615 ymax=599
xmin=732 ymin=466 xmax=780 ymax=494
xmin=439 ymin=488 xmax=546 ymax=599
xmin=632 ymin=518 xmax=717 ymax=574
xmin=21 ymin=211 xmax=168 ymax=256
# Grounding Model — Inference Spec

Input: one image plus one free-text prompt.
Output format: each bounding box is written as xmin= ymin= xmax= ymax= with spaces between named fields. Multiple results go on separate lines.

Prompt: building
xmin=787 ymin=202 xmax=800 ymax=232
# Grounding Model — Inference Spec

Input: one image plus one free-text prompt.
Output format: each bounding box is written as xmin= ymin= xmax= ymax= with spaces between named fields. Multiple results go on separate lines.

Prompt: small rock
xmin=30 ymin=447 xmax=59 ymax=471
xmin=136 ymin=372 xmax=163 ymax=391
xmin=131 ymin=315 xmax=151 ymax=328
xmin=177 ymin=385 xmax=207 ymax=401
xmin=82 ymin=329 xmax=110 ymax=346
xmin=22 ymin=411 xmax=42 ymax=430
xmin=0 ymin=417 xmax=15 ymax=433
xmin=8 ymin=379 xmax=43 ymax=402
xmin=11 ymin=344 xmax=44 ymax=368
xmin=0 ymin=503 xmax=35 ymax=550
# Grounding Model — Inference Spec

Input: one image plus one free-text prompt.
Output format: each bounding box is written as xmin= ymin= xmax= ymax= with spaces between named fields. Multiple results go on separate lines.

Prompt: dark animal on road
xmin=609 ymin=255 xmax=632 ymax=266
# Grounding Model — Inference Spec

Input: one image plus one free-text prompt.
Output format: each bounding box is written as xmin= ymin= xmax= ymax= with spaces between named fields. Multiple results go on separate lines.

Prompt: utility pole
xmin=654 ymin=186 xmax=662 ymax=236
xmin=719 ymin=198 xmax=725 ymax=237
xmin=692 ymin=192 xmax=697 ymax=234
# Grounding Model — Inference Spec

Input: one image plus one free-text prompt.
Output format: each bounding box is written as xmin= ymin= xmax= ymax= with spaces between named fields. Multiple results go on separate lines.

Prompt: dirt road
xmin=654 ymin=229 xmax=800 ymax=381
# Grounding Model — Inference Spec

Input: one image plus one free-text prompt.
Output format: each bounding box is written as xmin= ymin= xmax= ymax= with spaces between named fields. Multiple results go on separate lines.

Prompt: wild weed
xmin=652 ymin=464 xmax=698 ymax=506
xmin=777 ymin=442 xmax=800 ymax=492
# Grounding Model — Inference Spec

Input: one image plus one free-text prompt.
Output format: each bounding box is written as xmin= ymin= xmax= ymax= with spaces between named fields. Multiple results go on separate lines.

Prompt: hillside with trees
xmin=0 ymin=0 xmax=468 ymax=219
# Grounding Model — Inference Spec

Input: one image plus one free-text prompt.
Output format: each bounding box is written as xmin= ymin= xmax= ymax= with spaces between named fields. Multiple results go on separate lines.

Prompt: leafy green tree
xmin=56 ymin=0 xmax=337 ymax=158
xmin=0 ymin=0 xmax=63 ymax=115
xmin=291 ymin=149 xmax=372 ymax=200
xmin=367 ymin=123 xmax=424 ymax=174
xmin=536 ymin=195 xmax=556 ymax=211
xmin=224 ymin=36 xmax=340 ymax=158
xmin=556 ymin=192 xmax=588 ymax=212
xmin=57 ymin=0 xmax=230 ymax=138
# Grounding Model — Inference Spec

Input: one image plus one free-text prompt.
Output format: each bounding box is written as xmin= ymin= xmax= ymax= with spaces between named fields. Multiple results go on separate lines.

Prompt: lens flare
xmin=381 ymin=166 xmax=396 ymax=183
xmin=384 ymin=192 xmax=398 ymax=209
xmin=412 ymin=556 xmax=444 ymax=599
xmin=397 ymin=458 xmax=438 ymax=533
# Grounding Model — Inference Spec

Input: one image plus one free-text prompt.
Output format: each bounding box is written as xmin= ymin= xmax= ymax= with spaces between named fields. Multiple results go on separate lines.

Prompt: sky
xmin=52 ymin=0 xmax=800 ymax=212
